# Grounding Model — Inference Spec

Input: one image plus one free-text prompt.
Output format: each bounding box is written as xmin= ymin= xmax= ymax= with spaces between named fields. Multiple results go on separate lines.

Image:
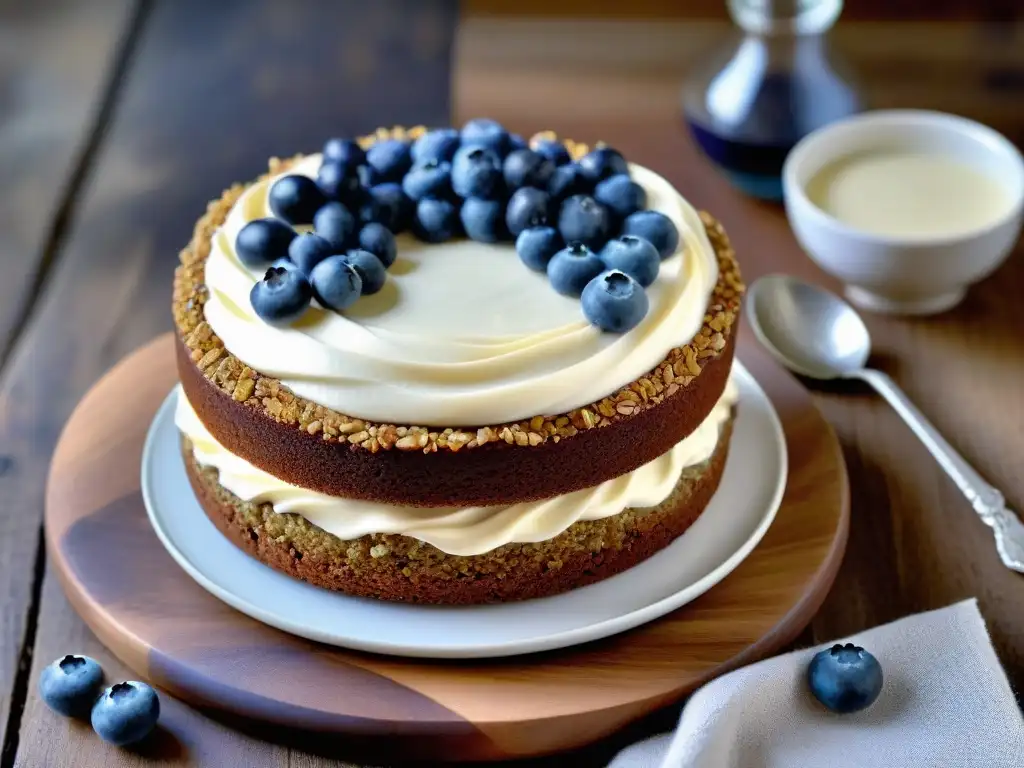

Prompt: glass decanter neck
xmin=727 ymin=0 xmax=843 ymax=35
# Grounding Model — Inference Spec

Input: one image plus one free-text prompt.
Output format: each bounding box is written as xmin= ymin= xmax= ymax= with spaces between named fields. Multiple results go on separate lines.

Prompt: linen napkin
xmin=609 ymin=599 xmax=1023 ymax=768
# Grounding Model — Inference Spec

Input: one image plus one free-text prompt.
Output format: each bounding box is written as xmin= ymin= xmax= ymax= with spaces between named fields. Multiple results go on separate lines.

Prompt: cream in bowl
xmin=783 ymin=110 xmax=1024 ymax=315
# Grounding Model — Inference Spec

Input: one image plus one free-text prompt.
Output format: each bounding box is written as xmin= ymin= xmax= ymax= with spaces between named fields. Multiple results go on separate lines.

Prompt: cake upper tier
xmin=202 ymin=154 xmax=719 ymax=425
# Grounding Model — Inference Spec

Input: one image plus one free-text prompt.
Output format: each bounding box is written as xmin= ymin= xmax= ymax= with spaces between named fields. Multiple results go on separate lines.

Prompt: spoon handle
xmin=854 ymin=368 xmax=1024 ymax=574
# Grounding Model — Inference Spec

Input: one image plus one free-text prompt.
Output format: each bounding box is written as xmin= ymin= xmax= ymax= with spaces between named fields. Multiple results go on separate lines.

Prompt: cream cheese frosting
xmin=201 ymin=154 xmax=719 ymax=426
xmin=176 ymin=380 xmax=738 ymax=556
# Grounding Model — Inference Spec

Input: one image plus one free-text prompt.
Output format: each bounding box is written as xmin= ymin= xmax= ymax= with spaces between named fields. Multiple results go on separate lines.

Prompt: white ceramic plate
xmin=141 ymin=362 xmax=787 ymax=659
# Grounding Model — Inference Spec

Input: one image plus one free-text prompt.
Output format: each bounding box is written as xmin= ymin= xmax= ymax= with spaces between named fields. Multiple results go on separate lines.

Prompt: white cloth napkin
xmin=609 ymin=599 xmax=1023 ymax=768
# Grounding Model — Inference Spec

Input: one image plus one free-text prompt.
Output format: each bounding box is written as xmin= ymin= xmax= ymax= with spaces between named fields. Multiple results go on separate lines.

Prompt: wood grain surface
xmin=1 ymin=1 xmax=1022 ymax=766
xmin=43 ymin=333 xmax=847 ymax=763
xmin=0 ymin=0 xmax=139 ymax=756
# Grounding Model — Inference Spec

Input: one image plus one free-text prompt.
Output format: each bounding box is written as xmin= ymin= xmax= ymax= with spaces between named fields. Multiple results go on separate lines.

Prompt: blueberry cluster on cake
xmin=172 ymin=119 xmax=744 ymax=604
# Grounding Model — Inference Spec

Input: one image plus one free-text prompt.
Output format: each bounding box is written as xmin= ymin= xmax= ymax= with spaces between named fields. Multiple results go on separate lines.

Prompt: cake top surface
xmin=200 ymin=124 xmax=720 ymax=426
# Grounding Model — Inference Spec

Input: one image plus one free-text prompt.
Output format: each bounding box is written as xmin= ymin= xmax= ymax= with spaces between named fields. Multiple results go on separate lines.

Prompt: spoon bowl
xmin=747 ymin=274 xmax=871 ymax=380
xmin=745 ymin=274 xmax=1024 ymax=574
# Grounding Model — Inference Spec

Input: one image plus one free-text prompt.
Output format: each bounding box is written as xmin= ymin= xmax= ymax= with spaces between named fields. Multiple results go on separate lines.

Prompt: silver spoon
xmin=747 ymin=274 xmax=1024 ymax=573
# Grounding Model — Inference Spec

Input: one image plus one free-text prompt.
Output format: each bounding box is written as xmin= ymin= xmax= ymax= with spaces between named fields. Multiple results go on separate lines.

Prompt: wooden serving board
xmin=44 ymin=332 xmax=848 ymax=763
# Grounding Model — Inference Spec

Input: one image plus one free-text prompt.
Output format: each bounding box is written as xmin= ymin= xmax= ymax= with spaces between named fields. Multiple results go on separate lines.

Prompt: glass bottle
xmin=682 ymin=0 xmax=863 ymax=200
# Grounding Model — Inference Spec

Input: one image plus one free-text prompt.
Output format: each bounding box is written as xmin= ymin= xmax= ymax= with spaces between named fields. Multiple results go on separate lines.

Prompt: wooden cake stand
xmin=44 ymin=332 xmax=848 ymax=762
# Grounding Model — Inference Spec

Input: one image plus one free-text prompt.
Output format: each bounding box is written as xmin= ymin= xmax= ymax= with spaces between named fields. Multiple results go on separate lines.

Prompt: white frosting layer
xmin=202 ymin=155 xmax=719 ymax=425
xmin=176 ymin=380 xmax=738 ymax=556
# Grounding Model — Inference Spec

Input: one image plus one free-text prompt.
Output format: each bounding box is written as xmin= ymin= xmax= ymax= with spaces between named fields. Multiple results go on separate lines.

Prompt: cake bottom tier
xmin=182 ymin=416 xmax=734 ymax=605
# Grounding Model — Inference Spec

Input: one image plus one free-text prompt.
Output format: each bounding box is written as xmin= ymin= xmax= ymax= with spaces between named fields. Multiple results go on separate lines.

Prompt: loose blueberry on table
xmin=807 ymin=643 xmax=884 ymax=714
xmin=39 ymin=654 xmax=104 ymax=717
xmin=91 ymin=681 xmax=161 ymax=747
xmin=238 ymin=119 xmax=681 ymax=335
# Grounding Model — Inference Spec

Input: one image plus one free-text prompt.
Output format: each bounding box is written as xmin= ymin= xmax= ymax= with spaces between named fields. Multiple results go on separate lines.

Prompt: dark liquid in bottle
xmin=685 ymin=69 xmax=861 ymax=199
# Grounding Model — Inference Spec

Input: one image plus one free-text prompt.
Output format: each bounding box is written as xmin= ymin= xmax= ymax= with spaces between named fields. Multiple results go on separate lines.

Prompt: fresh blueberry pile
xmin=38 ymin=654 xmax=161 ymax=746
xmin=240 ymin=118 xmax=680 ymax=334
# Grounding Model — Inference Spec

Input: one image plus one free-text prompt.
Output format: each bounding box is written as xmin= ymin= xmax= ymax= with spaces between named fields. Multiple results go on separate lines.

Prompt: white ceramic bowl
xmin=783 ymin=109 xmax=1024 ymax=315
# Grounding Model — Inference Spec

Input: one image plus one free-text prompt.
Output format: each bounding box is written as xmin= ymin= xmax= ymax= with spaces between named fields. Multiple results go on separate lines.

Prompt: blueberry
xmin=340 ymin=249 xmax=387 ymax=295
xmin=310 ymin=255 xmax=363 ymax=311
xmin=413 ymin=198 xmax=459 ymax=243
xmin=362 ymin=183 xmax=412 ymax=232
xmin=460 ymin=117 xmax=509 ymax=155
xmin=508 ymin=133 xmax=528 ymax=152
xmin=402 ymin=159 xmax=453 ymax=201
xmin=533 ymin=138 xmax=571 ymax=166
xmin=461 ymin=197 xmax=506 ymax=243
xmin=503 ymin=149 xmax=555 ymax=191
xmin=357 ymin=223 xmax=397 ymax=268
xmin=91 ymin=681 xmax=160 ymax=747
xmin=272 ymin=257 xmax=298 ymax=272
xmin=268 ymin=174 xmax=326 ymax=226
xmin=599 ymin=235 xmax=660 ymax=287
xmin=38 ymin=654 xmax=103 ymax=717
xmin=316 ymin=162 xmax=362 ymax=205
xmin=451 ymin=146 xmax=504 ymax=200
xmin=322 ymin=138 xmax=366 ymax=173
xmin=235 ymin=218 xmax=296 ymax=267
xmin=412 ymin=128 xmax=460 ymax=164
xmin=358 ymin=164 xmax=381 ymax=188
xmin=287 ymin=233 xmax=336 ymax=276
xmin=366 ymin=139 xmax=412 ymax=182
xmin=547 ymin=242 xmax=605 ymax=297
xmin=581 ymin=270 xmax=649 ymax=333
xmin=515 ymin=226 xmax=563 ymax=272
xmin=547 ymin=163 xmax=593 ymax=204
xmin=313 ymin=202 xmax=357 ymax=251
xmin=595 ymin=174 xmax=647 ymax=220
xmin=808 ymin=643 xmax=884 ymax=714
xmin=558 ymin=194 xmax=612 ymax=250
xmin=621 ymin=210 xmax=680 ymax=259
xmin=578 ymin=146 xmax=629 ymax=182
xmin=506 ymin=187 xmax=552 ymax=237
xmin=250 ymin=266 xmax=313 ymax=325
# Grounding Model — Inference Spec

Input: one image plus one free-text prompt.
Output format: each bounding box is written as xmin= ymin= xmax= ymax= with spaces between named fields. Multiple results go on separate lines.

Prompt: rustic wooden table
xmin=0 ymin=1 xmax=1020 ymax=765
